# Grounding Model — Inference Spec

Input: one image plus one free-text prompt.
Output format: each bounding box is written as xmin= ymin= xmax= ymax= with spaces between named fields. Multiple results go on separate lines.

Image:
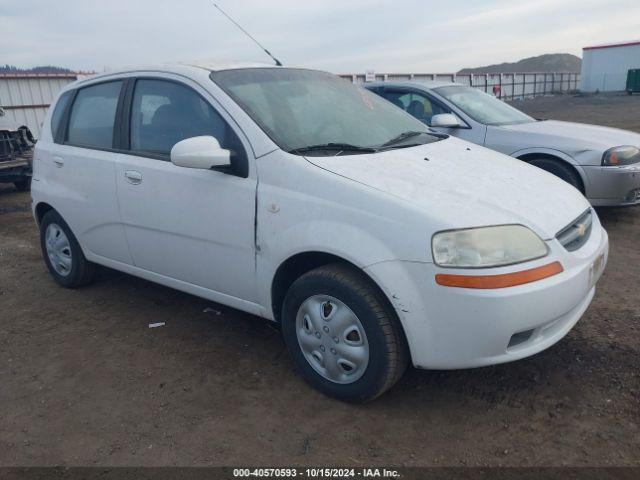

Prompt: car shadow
xmin=595 ymin=205 xmax=640 ymax=228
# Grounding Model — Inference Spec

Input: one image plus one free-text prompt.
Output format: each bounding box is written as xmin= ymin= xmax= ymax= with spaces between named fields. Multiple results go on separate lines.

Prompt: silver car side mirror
xmin=430 ymin=113 xmax=460 ymax=128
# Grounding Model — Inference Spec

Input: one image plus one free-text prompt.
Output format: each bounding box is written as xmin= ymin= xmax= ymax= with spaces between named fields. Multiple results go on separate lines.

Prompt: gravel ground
xmin=0 ymin=93 xmax=638 ymax=467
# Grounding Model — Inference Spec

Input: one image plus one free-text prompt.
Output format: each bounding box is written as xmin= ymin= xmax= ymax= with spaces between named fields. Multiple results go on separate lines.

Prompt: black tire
xmin=40 ymin=210 xmax=96 ymax=288
xmin=527 ymin=157 xmax=583 ymax=192
xmin=281 ymin=263 xmax=408 ymax=402
xmin=14 ymin=178 xmax=31 ymax=191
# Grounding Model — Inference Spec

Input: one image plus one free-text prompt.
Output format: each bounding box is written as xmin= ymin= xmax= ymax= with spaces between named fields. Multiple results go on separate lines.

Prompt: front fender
xmin=510 ymin=147 xmax=579 ymax=166
xmin=256 ymin=219 xmax=401 ymax=318
xmin=510 ymin=147 xmax=591 ymax=192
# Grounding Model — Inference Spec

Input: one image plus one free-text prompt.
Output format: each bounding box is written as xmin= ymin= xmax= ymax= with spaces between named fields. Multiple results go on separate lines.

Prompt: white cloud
xmin=1 ymin=0 xmax=640 ymax=73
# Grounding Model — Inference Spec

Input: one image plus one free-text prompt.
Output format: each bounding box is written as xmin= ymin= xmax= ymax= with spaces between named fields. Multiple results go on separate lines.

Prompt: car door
xmin=113 ymin=76 xmax=258 ymax=303
xmin=378 ymin=87 xmax=486 ymax=145
xmin=46 ymin=80 xmax=132 ymax=264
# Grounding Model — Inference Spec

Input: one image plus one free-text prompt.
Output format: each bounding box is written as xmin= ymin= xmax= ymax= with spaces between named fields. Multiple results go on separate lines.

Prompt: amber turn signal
xmin=435 ymin=261 xmax=564 ymax=289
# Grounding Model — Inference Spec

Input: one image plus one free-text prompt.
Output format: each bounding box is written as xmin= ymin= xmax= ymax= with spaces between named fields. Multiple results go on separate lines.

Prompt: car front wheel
xmin=281 ymin=263 xmax=408 ymax=402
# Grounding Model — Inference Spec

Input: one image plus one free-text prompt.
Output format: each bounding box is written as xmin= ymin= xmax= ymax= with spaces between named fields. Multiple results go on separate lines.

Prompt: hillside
xmin=458 ymin=53 xmax=581 ymax=74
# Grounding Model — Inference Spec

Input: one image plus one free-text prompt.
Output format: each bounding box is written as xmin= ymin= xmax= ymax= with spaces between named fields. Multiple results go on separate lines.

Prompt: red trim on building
xmin=583 ymin=40 xmax=640 ymax=51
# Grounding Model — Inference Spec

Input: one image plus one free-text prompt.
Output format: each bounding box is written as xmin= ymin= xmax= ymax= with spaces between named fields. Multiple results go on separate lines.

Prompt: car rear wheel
xmin=40 ymin=210 xmax=96 ymax=288
xmin=527 ymin=157 xmax=583 ymax=192
xmin=281 ymin=263 xmax=408 ymax=402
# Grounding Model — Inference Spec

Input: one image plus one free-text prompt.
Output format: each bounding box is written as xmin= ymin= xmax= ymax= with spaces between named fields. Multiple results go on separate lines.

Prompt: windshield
xmin=211 ymin=68 xmax=441 ymax=154
xmin=434 ymin=86 xmax=535 ymax=126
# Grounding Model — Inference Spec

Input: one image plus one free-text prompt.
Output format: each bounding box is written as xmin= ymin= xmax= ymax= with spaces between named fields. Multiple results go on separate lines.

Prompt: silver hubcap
xmin=45 ymin=223 xmax=72 ymax=276
xmin=296 ymin=295 xmax=369 ymax=384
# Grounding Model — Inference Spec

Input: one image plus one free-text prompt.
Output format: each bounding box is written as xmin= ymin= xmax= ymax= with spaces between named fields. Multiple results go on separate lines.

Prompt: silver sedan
xmin=366 ymin=81 xmax=640 ymax=206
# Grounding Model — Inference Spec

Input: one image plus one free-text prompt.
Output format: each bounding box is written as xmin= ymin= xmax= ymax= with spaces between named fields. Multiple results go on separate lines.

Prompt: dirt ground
xmin=1 ymin=93 xmax=638 ymax=468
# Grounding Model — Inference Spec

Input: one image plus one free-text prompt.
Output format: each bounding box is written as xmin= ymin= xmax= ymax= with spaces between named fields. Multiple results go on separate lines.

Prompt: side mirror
xmin=170 ymin=136 xmax=231 ymax=170
xmin=430 ymin=113 xmax=460 ymax=128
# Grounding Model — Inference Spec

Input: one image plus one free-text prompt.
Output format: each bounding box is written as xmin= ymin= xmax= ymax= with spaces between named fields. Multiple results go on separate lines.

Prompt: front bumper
xmin=365 ymin=217 xmax=609 ymax=369
xmin=583 ymin=163 xmax=640 ymax=206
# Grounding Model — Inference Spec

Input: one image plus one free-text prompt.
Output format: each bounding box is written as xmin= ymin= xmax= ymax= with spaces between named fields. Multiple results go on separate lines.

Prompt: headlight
xmin=432 ymin=225 xmax=548 ymax=268
xmin=602 ymin=146 xmax=640 ymax=166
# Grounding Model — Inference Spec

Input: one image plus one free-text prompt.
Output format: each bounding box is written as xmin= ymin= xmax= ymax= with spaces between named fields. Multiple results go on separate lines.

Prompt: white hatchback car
xmin=32 ymin=63 xmax=609 ymax=401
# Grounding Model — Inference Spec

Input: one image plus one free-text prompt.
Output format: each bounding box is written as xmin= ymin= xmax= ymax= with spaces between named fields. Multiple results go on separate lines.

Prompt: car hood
xmin=305 ymin=137 xmax=590 ymax=239
xmin=499 ymin=119 xmax=640 ymax=151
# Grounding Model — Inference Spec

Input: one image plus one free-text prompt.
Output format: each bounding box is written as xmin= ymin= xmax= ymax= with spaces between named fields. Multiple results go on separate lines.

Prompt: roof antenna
xmin=212 ymin=2 xmax=283 ymax=67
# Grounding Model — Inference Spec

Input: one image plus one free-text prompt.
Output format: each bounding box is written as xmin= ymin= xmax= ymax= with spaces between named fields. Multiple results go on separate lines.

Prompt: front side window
xmin=434 ymin=86 xmax=535 ymax=126
xmin=67 ymin=81 xmax=122 ymax=148
xmin=381 ymin=90 xmax=451 ymax=126
xmin=130 ymin=79 xmax=242 ymax=158
xmin=211 ymin=68 xmax=441 ymax=154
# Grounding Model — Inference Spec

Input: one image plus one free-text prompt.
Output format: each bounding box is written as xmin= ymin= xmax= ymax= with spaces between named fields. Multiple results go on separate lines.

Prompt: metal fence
xmin=340 ymin=72 xmax=581 ymax=100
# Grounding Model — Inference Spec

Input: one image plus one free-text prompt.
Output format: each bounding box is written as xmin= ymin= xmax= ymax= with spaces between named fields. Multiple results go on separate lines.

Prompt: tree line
xmin=0 ymin=65 xmax=73 ymax=74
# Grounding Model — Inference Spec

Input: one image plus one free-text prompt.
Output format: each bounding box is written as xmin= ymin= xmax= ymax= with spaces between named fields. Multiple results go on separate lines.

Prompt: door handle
xmin=52 ymin=156 xmax=64 ymax=168
xmin=124 ymin=170 xmax=143 ymax=185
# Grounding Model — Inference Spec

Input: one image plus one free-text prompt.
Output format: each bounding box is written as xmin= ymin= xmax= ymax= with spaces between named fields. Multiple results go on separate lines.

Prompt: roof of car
xmin=72 ymin=61 xmax=282 ymax=86
xmin=182 ymin=60 xmax=280 ymax=71
xmin=364 ymin=80 xmax=460 ymax=90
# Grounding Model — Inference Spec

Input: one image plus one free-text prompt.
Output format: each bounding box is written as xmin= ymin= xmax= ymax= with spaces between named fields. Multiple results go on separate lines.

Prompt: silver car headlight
xmin=602 ymin=145 xmax=640 ymax=166
xmin=432 ymin=225 xmax=548 ymax=268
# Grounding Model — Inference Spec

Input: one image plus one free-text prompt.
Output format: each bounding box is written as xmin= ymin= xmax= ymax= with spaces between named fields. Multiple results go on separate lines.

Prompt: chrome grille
xmin=556 ymin=209 xmax=593 ymax=252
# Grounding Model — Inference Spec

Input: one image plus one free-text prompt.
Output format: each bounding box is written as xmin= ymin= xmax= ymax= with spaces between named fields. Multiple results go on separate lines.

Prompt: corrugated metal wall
xmin=581 ymin=43 xmax=640 ymax=92
xmin=340 ymin=72 xmax=580 ymax=100
xmin=0 ymin=74 xmax=78 ymax=139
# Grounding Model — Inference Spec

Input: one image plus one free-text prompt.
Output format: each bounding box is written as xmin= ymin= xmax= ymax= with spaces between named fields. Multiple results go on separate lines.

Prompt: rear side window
xmin=67 ymin=81 xmax=122 ymax=149
xmin=130 ymin=79 xmax=242 ymax=157
xmin=51 ymin=91 xmax=72 ymax=143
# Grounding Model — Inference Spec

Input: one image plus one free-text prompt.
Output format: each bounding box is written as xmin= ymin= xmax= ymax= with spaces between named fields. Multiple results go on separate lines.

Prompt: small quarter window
xmin=67 ymin=81 xmax=123 ymax=149
xmin=51 ymin=91 xmax=72 ymax=143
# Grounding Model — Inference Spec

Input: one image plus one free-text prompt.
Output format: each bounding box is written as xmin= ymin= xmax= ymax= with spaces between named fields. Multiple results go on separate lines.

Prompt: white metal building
xmin=0 ymin=73 xmax=79 ymax=139
xmin=580 ymin=40 xmax=640 ymax=92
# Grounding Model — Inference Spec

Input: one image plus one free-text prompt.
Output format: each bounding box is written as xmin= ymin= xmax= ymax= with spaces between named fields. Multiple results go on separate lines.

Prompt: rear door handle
xmin=53 ymin=156 xmax=64 ymax=167
xmin=124 ymin=170 xmax=143 ymax=185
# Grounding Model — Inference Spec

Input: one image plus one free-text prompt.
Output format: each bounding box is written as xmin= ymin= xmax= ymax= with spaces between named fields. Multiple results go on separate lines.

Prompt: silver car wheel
xmin=296 ymin=295 xmax=369 ymax=384
xmin=45 ymin=223 xmax=72 ymax=277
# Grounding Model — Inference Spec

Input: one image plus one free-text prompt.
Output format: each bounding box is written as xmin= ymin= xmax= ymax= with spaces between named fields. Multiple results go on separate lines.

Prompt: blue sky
xmin=1 ymin=0 xmax=639 ymax=73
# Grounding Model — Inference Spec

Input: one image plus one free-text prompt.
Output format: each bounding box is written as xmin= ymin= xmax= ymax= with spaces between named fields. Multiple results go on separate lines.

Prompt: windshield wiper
xmin=288 ymin=143 xmax=377 ymax=155
xmin=379 ymin=130 xmax=430 ymax=148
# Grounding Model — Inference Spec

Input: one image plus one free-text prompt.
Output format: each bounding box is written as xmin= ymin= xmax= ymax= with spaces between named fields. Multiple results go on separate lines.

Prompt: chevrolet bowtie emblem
xmin=576 ymin=222 xmax=587 ymax=236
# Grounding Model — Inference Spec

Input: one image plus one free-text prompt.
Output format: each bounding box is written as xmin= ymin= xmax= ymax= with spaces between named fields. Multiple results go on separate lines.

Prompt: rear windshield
xmin=211 ymin=68 xmax=441 ymax=153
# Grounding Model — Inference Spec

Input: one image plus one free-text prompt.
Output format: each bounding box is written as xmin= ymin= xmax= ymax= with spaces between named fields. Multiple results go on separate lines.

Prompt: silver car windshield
xmin=434 ymin=86 xmax=535 ymax=126
xmin=211 ymin=68 xmax=441 ymax=154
